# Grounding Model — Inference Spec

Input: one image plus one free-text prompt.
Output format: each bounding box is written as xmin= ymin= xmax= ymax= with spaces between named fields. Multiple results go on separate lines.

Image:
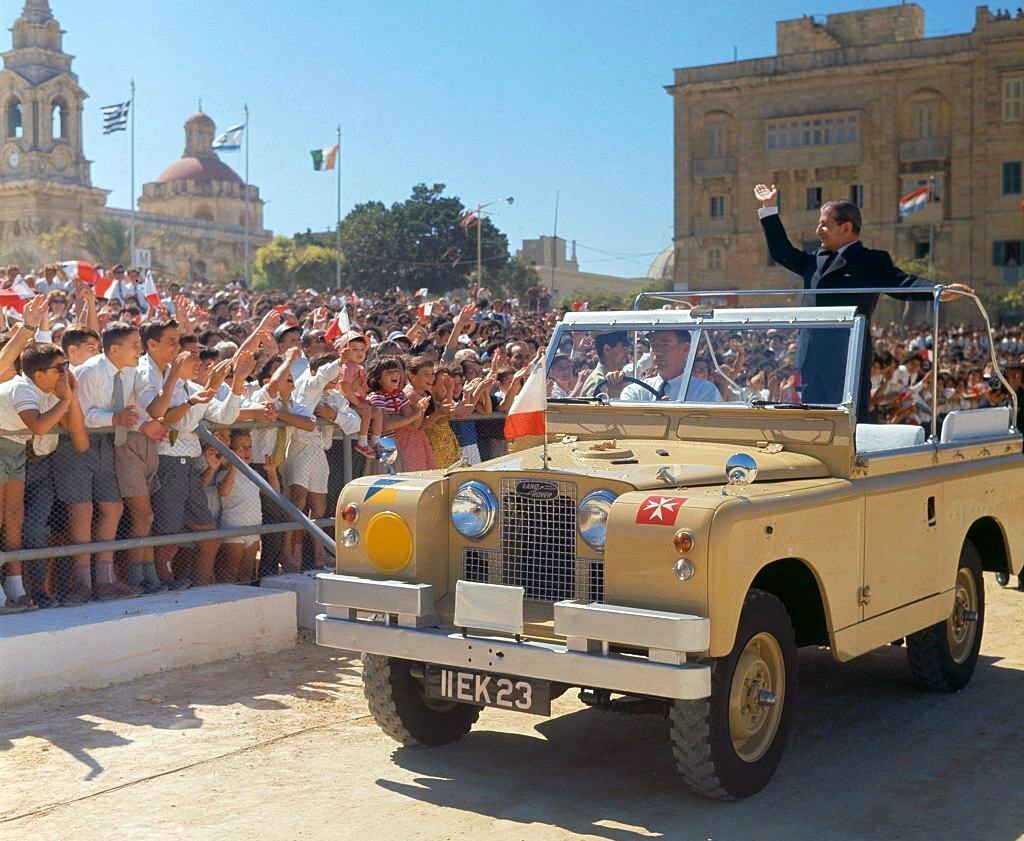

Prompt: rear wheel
xmin=907 ymin=542 xmax=985 ymax=692
xmin=669 ymin=589 xmax=797 ymax=799
xmin=362 ymin=655 xmax=480 ymax=746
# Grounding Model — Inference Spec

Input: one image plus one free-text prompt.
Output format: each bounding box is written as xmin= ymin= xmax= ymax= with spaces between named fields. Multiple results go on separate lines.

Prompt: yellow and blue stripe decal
xmin=363 ymin=477 xmax=408 ymax=504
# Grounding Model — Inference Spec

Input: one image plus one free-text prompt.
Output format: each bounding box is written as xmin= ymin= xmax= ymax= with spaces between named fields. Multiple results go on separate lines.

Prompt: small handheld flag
xmin=504 ymin=360 xmax=547 ymax=439
xmin=212 ymin=124 xmax=244 ymax=151
xmin=311 ymin=144 xmax=339 ymax=171
xmin=101 ymin=101 xmax=130 ymax=134
xmin=143 ymin=271 xmax=161 ymax=308
xmin=324 ymin=308 xmax=351 ymax=343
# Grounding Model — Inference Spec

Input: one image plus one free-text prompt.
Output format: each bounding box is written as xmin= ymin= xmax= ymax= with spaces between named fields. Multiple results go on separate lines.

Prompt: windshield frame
xmin=546 ymin=307 xmax=866 ymax=413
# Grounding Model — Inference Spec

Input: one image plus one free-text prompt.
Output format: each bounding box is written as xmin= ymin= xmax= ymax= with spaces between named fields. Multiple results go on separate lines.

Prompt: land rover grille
xmin=460 ymin=478 xmax=604 ymax=603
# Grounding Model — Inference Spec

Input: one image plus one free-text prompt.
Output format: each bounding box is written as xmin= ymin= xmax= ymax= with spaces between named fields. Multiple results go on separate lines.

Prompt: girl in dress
xmin=218 ymin=430 xmax=278 ymax=584
xmin=366 ymin=356 xmax=432 ymax=472
xmin=424 ymin=365 xmax=460 ymax=468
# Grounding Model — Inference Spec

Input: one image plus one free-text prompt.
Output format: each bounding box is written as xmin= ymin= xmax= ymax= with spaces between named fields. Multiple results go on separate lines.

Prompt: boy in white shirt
xmin=244 ymin=347 xmax=315 ymax=573
xmin=0 ymin=343 xmax=88 ymax=610
xmin=68 ymin=322 xmax=166 ymax=602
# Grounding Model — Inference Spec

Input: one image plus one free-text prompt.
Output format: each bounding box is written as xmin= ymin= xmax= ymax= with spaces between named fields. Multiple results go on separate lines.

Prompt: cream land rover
xmin=316 ymin=288 xmax=1023 ymax=799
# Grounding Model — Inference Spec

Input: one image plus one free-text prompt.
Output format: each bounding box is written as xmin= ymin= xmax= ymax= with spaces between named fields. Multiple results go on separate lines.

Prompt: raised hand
xmin=233 ymin=349 xmax=256 ymax=381
xmin=22 ymin=295 xmax=48 ymax=329
xmin=258 ymin=309 xmax=282 ymax=333
xmin=208 ymin=359 xmax=233 ymax=391
xmin=754 ymin=183 xmax=778 ymax=207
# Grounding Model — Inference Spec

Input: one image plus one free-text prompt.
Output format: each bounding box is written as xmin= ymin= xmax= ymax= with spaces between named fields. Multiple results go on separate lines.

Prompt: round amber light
xmin=673 ymin=529 xmax=695 ymax=555
xmin=341 ymin=503 xmax=360 ymax=524
xmin=364 ymin=512 xmax=413 ymax=574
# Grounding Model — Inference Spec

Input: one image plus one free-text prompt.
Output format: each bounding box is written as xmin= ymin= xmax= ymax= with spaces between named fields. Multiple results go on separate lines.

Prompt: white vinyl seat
xmin=939 ymin=406 xmax=1012 ymax=443
xmin=855 ymin=423 xmax=927 ymax=454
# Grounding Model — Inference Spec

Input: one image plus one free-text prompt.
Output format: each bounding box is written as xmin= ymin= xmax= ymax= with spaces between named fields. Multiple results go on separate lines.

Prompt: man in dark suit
xmin=753 ymin=184 xmax=972 ymax=420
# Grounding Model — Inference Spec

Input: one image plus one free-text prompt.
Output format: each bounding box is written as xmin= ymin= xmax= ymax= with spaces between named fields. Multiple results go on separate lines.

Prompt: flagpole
xmin=129 ymin=78 xmax=136 ymax=265
xmin=243 ymin=103 xmax=250 ymax=287
xmin=927 ymin=174 xmax=935 ymax=276
xmin=335 ymin=125 xmax=342 ymax=291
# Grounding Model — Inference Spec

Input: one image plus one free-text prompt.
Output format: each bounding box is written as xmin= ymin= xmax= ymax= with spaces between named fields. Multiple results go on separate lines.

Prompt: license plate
xmin=424 ymin=666 xmax=551 ymax=716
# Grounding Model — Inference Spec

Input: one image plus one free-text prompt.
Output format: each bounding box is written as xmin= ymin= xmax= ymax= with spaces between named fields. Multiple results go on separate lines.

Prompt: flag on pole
xmin=143 ymin=271 xmax=161 ymax=308
xmin=311 ymin=144 xmax=339 ymax=171
xmin=504 ymin=360 xmax=547 ymax=439
xmin=101 ymin=101 xmax=130 ymax=134
xmin=458 ymin=210 xmax=480 ymax=229
xmin=212 ymin=123 xmax=244 ymax=151
xmin=570 ymin=301 xmax=589 ymax=312
xmin=324 ymin=307 xmax=351 ymax=343
xmin=898 ymin=185 xmax=930 ymax=217
xmin=415 ymin=287 xmax=429 ymax=298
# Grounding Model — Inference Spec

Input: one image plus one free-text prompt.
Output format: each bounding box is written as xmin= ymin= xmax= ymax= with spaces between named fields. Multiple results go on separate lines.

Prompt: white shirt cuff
xmin=757 ymin=207 xmax=779 ymax=219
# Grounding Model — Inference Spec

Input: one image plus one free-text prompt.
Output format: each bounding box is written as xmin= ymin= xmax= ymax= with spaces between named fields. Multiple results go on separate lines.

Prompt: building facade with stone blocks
xmin=667 ymin=4 xmax=1024 ymax=296
xmin=516 ymin=235 xmax=652 ymax=300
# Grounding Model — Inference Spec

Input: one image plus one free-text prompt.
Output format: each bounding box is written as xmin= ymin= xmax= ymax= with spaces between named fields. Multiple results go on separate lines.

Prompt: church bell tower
xmin=0 ymin=1 xmax=107 ymax=246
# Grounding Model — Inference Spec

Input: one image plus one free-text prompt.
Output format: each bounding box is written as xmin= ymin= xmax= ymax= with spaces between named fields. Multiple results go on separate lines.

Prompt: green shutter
xmin=993 ymin=241 xmax=1005 ymax=266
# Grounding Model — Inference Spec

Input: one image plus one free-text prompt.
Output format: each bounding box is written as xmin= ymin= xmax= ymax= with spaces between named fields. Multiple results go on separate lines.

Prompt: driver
xmin=604 ymin=329 xmax=723 ymax=403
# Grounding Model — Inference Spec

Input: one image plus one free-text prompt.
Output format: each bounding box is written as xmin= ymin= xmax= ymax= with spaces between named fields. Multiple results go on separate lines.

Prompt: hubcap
xmin=947 ymin=567 xmax=978 ymax=664
xmin=728 ymin=632 xmax=785 ymax=763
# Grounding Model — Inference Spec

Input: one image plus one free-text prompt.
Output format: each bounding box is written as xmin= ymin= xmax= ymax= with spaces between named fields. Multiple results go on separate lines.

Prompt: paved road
xmin=3 ymin=579 xmax=1023 ymax=841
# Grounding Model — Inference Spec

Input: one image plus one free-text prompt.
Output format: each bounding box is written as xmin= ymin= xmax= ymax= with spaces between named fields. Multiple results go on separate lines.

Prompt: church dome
xmin=648 ymin=244 xmax=675 ymax=281
xmin=153 ymin=109 xmax=242 ymax=185
xmin=155 ymin=156 xmax=242 ymax=185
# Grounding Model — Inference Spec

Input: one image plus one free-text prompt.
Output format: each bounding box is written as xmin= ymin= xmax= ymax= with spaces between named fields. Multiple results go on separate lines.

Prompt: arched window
xmin=5 ymin=98 xmax=22 ymax=139
xmin=706 ymin=248 xmax=723 ymax=272
xmin=51 ymin=99 xmax=68 ymax=139
xmin=193 ymin=206 xmax=214 ymax=222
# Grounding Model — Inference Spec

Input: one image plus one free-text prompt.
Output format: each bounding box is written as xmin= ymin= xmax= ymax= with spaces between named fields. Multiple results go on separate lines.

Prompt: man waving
xmin=754 ymin=184 xmax=972 ymax=418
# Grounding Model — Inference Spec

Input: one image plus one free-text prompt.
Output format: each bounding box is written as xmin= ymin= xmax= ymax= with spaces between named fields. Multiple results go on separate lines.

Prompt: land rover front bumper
xmin=315 ymin=573 xmax=711 ymax=700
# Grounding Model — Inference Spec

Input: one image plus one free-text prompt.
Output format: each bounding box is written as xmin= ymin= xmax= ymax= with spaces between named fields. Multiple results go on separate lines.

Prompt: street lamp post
xmin=474 ymin=196 xmax=514 ymax=290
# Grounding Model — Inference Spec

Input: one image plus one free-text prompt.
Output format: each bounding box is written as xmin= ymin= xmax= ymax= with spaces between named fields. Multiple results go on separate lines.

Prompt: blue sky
xmin=5 ymin=0 xmax=976 ymax=277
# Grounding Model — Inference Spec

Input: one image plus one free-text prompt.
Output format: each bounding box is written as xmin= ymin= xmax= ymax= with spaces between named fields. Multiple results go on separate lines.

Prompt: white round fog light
xmin=673 ymin=558 xmax=695 ymax=581
xmin=341 ymin=528 xmax=359 ymax=548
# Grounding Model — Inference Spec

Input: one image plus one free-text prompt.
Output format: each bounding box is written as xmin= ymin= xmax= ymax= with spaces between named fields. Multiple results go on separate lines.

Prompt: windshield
xmin=546 ymin=321 xmax=856 ymax=407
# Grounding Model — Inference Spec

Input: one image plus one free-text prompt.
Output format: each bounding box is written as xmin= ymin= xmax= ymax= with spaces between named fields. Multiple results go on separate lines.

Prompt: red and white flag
xmin=504 ymin=361 xmax=546 ymax=439
xmin=143 ymin=271 xmax=161 ymax=308
xmin=415 ymin=287 xmax=429 ymax=297
xmin=458 ymin=210 xmax=479 ymax=229
xmin=570 ymin=301 xmax=588 ymax=312
xmin=898 ymin=185 xmax=930 ymax=217
xmin=324 ymin=307 xmax=351 ymax=343
xmin=0 ymin=275 xmax=35 ymax=312
xmin=59 ymin=260 xmax=97 ymax=283
xmin=417 ymin=301 xmax=434 ymax=321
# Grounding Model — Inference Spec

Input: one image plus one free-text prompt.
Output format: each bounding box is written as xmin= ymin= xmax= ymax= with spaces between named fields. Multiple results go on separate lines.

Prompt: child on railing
xmin=217 ymin=429 xmax=276 ymax=584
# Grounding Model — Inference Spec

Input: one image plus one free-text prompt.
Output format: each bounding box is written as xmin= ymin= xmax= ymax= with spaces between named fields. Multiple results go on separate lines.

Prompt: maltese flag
xmin=504 ymin=360 xmax=547 ymax=439
xmin=324 ymin=307 xmax=351 ymax=343
xmin=0 ymin=275 xmax=35 ymax=312
xmin=143 ymin=271 xmax=161 ymax=308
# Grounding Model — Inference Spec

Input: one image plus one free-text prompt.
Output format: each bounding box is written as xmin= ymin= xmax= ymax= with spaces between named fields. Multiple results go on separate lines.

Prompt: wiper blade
xmin=749 ymin=399 xmax=834 ymax=410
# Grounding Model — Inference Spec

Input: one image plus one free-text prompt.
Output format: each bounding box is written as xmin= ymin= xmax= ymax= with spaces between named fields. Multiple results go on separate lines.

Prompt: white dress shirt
xmin=244 ymin=385 xmax=314 ymax=463
xmin=621 ymin=370 xmax=724 ymax=403
xmin=75 ymin=354 xmax=148 ymax=430
xmin=291 ymin=359 xmax=343 ymax=446
xmin=0 ymin=374 xmax=61 ymax=455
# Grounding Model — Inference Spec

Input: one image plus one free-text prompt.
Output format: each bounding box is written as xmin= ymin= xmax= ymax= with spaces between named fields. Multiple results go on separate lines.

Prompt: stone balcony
xmin=765 ymin=143 xmax=862 ymax=170
xmin=693 ymin=217 xmax=736 ymax=236
xmin=692 ymin=156 xmax=737 ymax=177
xmin=899 ymin=138 xmax=950 ymax=162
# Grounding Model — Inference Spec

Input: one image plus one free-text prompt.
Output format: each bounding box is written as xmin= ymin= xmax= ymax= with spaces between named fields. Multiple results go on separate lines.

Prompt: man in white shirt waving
xmin=604 ymin=329 xmax=723 ymax=403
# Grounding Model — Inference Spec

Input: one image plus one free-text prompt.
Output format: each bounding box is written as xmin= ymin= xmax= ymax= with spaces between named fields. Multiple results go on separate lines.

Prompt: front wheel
xmin=906 ymin=542 xmax=985 ymax=692
xmin=669 ymin=589 xmax=797 ymax=800
xmin=362 ymin=655 xmax=480 ymax=746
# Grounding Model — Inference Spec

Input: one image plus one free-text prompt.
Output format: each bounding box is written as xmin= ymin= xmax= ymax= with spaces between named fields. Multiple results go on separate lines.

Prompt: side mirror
xmin=375 ymin=436 xmax=399 ymax=474
xmin=724 ymin=453 xmax=758 ymax=492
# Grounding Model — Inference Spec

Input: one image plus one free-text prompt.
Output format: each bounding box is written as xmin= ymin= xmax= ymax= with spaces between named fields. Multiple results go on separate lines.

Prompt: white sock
xmin=3 ymin=574 xmax=26 ymax=600
xmin=75 ymin=565 xmax=92 ymax=588
xmin=95 ymin=560 xmax=115 ymax=585
xmin=369 ymin=435 xmax=380 ymax=446
xmin=358 ymin=435 xmax=369 ymax=446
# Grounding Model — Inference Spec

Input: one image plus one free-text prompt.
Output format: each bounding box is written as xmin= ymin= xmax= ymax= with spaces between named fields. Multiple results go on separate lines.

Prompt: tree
xmin=338 ymin=183 xmax=510 ymax=294
xmin=82 ymin=217 xmax=130 ymax=266
xmin=251 ymin=237 xmax=341 ymax=292
xmin=37 ymin=224 xmax=85 ymax=261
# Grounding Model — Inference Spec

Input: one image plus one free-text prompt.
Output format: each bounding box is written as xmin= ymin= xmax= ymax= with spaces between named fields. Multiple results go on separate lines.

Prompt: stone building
xmin=0 ymin=0 xmax=107 ymax=246
xmin=0 ymin=1 xmax=272 ymax=281
xmin=516 ymin=235 xmax=650 ymax=299
xmin=667 ymin=4 xmax=1024 ymax=296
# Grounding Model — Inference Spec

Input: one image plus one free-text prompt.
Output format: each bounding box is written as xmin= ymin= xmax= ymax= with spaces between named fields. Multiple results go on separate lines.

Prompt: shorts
xmin=284 ymin=439 xmax=329 ymax=494
xmin=152 ymin=456 xmax=214 ymax=534
xmin=114 ymin=431 xmax=160 ymax=498
xmin=0 ymin=437 xmax=27 ymax=483
xmin=53 ymin=435 xmax=122 ymax=504
xmin=224 ymin=534 xmax=260 ymax=548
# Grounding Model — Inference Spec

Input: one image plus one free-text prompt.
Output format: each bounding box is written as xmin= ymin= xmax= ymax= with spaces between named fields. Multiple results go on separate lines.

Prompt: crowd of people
xmin=0 ymin=259 xmax=1019 ymax=611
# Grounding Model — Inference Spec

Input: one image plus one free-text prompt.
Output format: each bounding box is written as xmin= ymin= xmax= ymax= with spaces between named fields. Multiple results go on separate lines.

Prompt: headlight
xmin=451 ymin=481 xmax=498 ymax=539
xmin=578 ymin=490 xmax=616 ymax=552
